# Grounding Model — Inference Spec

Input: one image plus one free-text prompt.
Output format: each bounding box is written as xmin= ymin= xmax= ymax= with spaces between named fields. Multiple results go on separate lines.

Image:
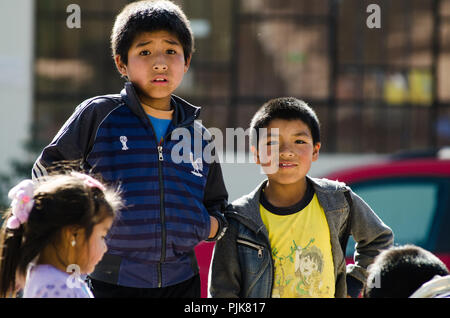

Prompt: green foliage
xmin=0 ymin=126 xmax=45 ymax=211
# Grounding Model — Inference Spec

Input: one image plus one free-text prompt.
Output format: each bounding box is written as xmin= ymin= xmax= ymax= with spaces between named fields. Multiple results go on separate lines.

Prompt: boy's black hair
xmin=249 ymin=97 xmax=321 ymax=149
xmin=363 ymin=245 xmax=449 ymax=298
xmin=111 ymin=0 xmax=194 ymax=65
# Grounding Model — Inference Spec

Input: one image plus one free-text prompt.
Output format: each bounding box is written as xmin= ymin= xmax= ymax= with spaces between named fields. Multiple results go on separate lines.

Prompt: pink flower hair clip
xmin=6 ymin=180 xmax=35 ymax=230
xmin=71 ymin=172 xmax=106 ymax=191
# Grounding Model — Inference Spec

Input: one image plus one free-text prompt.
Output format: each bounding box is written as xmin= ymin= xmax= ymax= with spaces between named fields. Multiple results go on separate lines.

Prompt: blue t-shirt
xmin=148 ymin=115 xmax=172 ymax=144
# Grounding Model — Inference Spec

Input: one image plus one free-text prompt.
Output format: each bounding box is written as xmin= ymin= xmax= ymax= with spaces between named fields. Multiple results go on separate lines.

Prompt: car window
xmin=345 ymin=178 xmax=439 ymax=257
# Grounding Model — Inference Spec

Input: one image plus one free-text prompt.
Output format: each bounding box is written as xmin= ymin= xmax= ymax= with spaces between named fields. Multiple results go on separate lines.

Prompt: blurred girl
xmin=0 ymin=172 xmax=122 ymax=298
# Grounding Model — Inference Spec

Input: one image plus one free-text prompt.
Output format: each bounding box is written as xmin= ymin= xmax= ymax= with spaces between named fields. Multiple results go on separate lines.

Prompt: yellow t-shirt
xmin=260 ymin=185 xmax=335 ymax=298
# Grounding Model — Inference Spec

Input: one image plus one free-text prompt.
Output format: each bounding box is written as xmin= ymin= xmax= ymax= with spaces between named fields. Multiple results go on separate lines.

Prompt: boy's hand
xmin=208 ymin=216 xmax=219 ymax=239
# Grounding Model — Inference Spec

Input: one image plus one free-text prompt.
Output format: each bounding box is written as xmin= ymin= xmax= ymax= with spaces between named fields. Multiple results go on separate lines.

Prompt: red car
xmin=195 ymin=152 xmax=450 ymax=297
xmin=325 ymin=155 xmax=450 ymax=268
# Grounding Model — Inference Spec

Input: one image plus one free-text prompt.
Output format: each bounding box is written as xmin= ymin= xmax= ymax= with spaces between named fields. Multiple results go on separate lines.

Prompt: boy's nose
xmin=279 ymin=149 xmax=294 ymax=160
xmin=280 ymin=152 xmax=294 ymax=158
xmin=153 ymin=63 xmax=168 ymax=71
xmin=279 ymin=145 xmax=295 ymax=158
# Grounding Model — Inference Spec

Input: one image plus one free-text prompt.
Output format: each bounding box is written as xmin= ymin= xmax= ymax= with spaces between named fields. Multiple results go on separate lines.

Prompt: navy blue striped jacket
xmin=32 ymin=82 xmax=228 ymax=288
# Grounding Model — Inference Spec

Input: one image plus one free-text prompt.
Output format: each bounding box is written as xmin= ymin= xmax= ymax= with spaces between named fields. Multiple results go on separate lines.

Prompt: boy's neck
xmin=139 ymin=94 xmax=172 ymax=112
xmin=142 ymin=102 xmax=174 ymax=119
xmin=264 ymin=178 xmax=308 ymax=207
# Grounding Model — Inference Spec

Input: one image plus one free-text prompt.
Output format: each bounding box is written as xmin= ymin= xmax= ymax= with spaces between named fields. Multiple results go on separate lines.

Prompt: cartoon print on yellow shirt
xmin=272 ymin=238 xmax=331 ymax=298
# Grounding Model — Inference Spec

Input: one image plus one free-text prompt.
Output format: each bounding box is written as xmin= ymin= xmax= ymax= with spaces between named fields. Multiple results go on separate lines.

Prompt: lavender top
xmin=23 ymin=264 xmax=93 ymax=298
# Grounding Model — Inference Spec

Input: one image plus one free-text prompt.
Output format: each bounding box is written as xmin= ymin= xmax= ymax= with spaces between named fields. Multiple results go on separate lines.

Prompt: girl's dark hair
xmin=0 ymin=173 xmax=122 ymax=297
xmin=249 ymin=97 xmax=321 ymax=149
xmin=111 ymin=0 xmax=194 ymax=66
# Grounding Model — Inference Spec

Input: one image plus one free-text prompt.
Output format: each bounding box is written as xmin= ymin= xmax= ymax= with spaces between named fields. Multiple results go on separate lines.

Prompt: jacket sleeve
xmin=208 ymin=217 xmax=241 ymax=298
xmin=346 ymin=189 xmax=394 ymax=285
xmin=32 ymin=97 xmax=118 ymax=179
xmin=203 ymin=145 xmax=229 ymax=241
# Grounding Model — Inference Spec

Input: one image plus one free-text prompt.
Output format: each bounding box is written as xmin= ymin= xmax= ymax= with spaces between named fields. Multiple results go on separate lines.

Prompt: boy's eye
xmin=295 ymin=140 xmax=306 ymax=144
xmin=166 ymin=49 xmax=177 ymax=55
xmin=140 ymin=50 xmax=151 ymax=56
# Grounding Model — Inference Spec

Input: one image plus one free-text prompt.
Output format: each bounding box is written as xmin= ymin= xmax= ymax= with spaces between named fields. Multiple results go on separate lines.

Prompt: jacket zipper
xmin=150 ymin=115 xmax=197 ymax=288
xmin=155 ymin=130 xmax=176 ymax=287
xmin=136 ymin=93 xmax=199 ymax=289
xmin=157 ymin=142 xmax=165 ymax=288
xmin=227 ymin=212 xmax=274 ymax=297
xmin=144 ymin=113 xmax=166 ymax=288
xmin=237 ymin=239 xmax=264 ymax=258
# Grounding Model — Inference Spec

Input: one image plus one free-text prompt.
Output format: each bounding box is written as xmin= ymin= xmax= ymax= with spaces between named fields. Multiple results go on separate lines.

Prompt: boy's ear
xmin=114 ymin=55 xmax=128 ymax=77
xmin=312 ymin=142 xmax=321 ymax=162
xmin=184 ymin=54 xmax=192 ymax=73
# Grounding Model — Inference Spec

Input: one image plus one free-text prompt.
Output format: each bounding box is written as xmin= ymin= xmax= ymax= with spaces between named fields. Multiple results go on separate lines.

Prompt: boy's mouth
xmin=151 ymin=76 xmax=168 ymax=84
xmin=279 ymin=162 xmax=297 ymax=168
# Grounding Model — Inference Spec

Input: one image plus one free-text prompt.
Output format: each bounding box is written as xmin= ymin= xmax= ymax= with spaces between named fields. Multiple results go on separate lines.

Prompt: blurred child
xmin=363 ymin=244 xmax=449 ymax=298
xmin=0 ymin=173 xmax=122 ymax=298
xmin=209 ymin=97 xmax=394 ymax=298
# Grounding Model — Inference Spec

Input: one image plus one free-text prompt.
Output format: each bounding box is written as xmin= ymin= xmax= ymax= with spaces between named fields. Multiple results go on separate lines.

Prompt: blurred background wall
xmin=1 ymin=0 xmax=449 ymax=201
xmin=0 ymin=0 xmax=34 ymax=184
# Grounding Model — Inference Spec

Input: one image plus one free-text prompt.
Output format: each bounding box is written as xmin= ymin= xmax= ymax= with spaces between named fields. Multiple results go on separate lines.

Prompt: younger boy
xmin=32 ymin=0 xmax=228 ymax=298
xmin=209 ymin=97 xmax=393 ymax=298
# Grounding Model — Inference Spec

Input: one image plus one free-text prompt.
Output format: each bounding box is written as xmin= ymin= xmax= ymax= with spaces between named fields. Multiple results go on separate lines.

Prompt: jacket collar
xmin=120 ymin=81 xmax=201 ymax=128
xmin=227 ymin=176 xmax=350 ymax=236
xmin=226 ymin=179 xmax=268 ymax=236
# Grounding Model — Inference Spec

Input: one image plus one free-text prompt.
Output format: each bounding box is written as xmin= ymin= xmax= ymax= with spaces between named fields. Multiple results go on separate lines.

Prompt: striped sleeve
xmin=32 ymin=155 xmax=49 ymax=180
xmin=32 ymin=96 xmax=121 ymax=180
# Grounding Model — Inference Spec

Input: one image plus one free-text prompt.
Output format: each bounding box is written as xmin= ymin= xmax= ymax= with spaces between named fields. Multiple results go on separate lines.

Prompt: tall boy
xmin=32 ymin=0 xmax=228 ymax=298
xmin=209 ymin=97 xmax=393 ymax=298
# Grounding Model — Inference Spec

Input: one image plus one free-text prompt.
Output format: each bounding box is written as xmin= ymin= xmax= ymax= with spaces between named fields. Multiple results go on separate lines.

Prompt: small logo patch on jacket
xmin=190 ymin=152 xmax=203 ymax=177
xmin=120 ymin=136 xmax=129 ymax=150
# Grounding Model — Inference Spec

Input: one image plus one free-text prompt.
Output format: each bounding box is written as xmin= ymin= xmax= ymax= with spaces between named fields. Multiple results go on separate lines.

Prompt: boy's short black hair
xmin=363 ymin=245 xmax=449 ymax=298
xmin=249 ymin=97 xmax=321 ymax=149
xmin=111 ymin=0 xmax=194 ymax=65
